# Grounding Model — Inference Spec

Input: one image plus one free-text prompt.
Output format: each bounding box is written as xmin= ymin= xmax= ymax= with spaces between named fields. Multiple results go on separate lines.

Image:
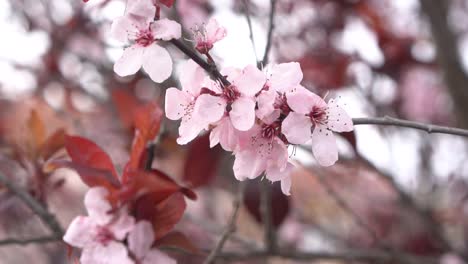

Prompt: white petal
xmin=80 ymin=241 xmax=133 ymax=264
xmin=114 ymin=45 xmax=144 ymax=77
xmin=142 ymin=44 xmax=172 ymax=83
xmin=165 ymin=88 xmax=193 ymax=120
xmin=234 ymin=65 xmax=266 ymax=97
xmin=84 ymin=187 xmax=112 ymax=225
xmin=286 ymin=88 xmax=324 ymax=114
xmin=194 ymin=94 xmax=226 ymax=124
xmin=311 ymin=125 xmax=338 ymax=166
xmin=110 ymin=16 xmax=136 ymax=42
xmin=63 ymin=216 xmax=97 ymax=248
xmin=268 ymin=62 xmax=303 ymax=92
xmin=179 ymin=59 xmax=206 ymax=95
xmin=281 ymin=112 xmax=312 ymax=144
xmin=229 ymin=97 xmax=256 ymax=131
xmin=151 ymin=19 xmax=182 ymax=41
xmin=128 ymin=221 xmax=155 ymax=259
xmin=326 ymin=99 xmax=353 ymax=132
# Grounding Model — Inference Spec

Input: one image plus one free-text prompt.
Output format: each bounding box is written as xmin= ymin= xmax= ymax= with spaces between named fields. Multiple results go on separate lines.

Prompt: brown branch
xmin=260 ymin=180 xmax=277 ymax=252
xmin=242 ymin=0 xmax=259 ymax=64
xmin=0 ymin=236 xmax=61 ymax=246
xmin=353 ymin=116 xmax=468 ymax=138
xmin=419 ymin=0 xmax=468 ymax=129
xmin=203 ymin=182 xmax=246 ymax=264
xmin=214 ymin=249 xmax=439 ymax=264
xmin=0 ymin=173 xmax=64 ymax=239
xmin=262 ymin=0 xmax=278 ymax=66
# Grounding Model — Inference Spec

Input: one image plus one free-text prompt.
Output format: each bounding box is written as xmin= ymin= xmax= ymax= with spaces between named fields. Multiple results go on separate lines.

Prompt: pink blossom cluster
xmin=165 ymin=61 xmax=353 ymax=195
xmin=63 ymin=187 xmax=175 ymax=264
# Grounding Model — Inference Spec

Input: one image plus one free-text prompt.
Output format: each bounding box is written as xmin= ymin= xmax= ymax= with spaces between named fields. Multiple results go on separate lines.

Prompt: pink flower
xmin=233 ymin=112 xmax=291 ymax=187
xmin=128 ymin=221 xmax=176 ymax=264
xmin=282 ymin=89 xmax=353 ymax=166
xmin=111 ymin=0 xmax=181 ymax=83
xmin=256 ymin=62 xmax=303 ymax=120
xmin=165 ymin=60 xmax=224 ymax=144
xmin=193 ymin=18 xmax=227 ymax=54
xmin=209 ymin=116 xmax=240 ymax=152
xmin=197 ymin=65 xmax=266 ymax=131
xmin=63 ymin=187 xmax=135 ymax=264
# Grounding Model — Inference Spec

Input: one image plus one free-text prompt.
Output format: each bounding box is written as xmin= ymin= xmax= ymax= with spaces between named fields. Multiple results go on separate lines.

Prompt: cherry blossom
xmin=282 ymin=89 xmax=353 ymax=166
xmin=165 ymin=60 xmax=224 ymax=144
xmin=111 ymin=0 xmax=181 ymax=83
xmin=128 ymin=221 xmax=176 ymax=264
xmin=63 ymin=187 xmax=135 ymax=264
xmin=197 ymin=64 xmax=266 ymax=131
xmin=193 ymin=18 xmax=227 ymax=54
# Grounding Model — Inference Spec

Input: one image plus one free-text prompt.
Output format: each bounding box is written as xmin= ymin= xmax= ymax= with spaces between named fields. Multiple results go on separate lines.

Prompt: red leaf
xmin=159 ymin=0 xmax=174 ymax=7
xmin=152 ymin=193 xmax=186 ymax=239
xmin=183 ymin=134 xmax=221 ymax=188
xmin=111 ymin=89 xmax=140 ymax=132
xmin=155 ymin=231 xmax=200 ymax=254
xmin=125 ymin=102 xmax=163 ymax=174
xmin=39 ymin=128 xmax=66 ymax=161
xmin=243 ymin=180 xmax=290 ymax=227
xmin=28 ymin=109 xmax=46 ymax=156
xmin=48 ymin=160 xmax=120 ymax=191
xmin=64 ymin=135 xmax=120 ymax=188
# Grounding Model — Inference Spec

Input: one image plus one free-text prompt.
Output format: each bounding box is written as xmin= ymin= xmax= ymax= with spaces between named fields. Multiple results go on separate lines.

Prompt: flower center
xmin=309 ymin=106 xmax=327 ymax=126
xmin=261 ymin=123 xmax=280 ymax=140
xmin=222 ymin=85 xmax=241 ymax=103
xmin=136 ymin=29 xmax=154 ymax=47
xmin=274 ymin=93 xmax=291 ymax=115
xmin=95 ymin=226 xmax=115 ymax=246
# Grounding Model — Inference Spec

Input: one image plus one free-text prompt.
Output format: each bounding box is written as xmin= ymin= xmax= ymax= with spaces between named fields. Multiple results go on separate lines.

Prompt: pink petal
xmin=265 ymin=138 xmax=289 ymax=170
xmin=256 ymin=89 xmax=276 ymax=121
xmin=286 ymin=89 xmax=324 ymax=114
xmin=179 ymin=59 xmax=206 ymax=95
xmin=80 ymin=241 xmax=133 ymax=264
xmin=230 ymin=97 xmax=256 ymax=131
xmin=281 ymin=176 xmax=292 ymax=196
xmin=142 ymin=250 xmax=176 ymax=264
xmin=151 ymin=19 xmax=182 ymax=41
xmin=268 ymin=62 xmax=303 ymax=92
xmin=194 ymin=94 xmax=225 ymax=124
xmin=233 ymin=65 xmax=266 ymax=97
xmin=126 ymin=0 xmax=155 ymax=23
xmin=114 ymin=45 xmax=144 ymax=77
xmin=177 ymin=117 xmax=205 ymax=145
xmin=311 ymin=125 xmax=338 ymax=166
xmin=84 ymin=187 xmax=112 ymax=225
xmin=281 ymin=112 xmax=312 ymax=144
xmin=233 ymin=149 xmax=265 ymax=180
xmin=165 ymin=88 xmax=193 ymax=120
xmin=210 ymin=116 xmax=239 ymax=151
xmin=63 ymin=216 xmax=96 ymax=248
xmin=205 ymin=18 xmax=227 ymax=43
xmin=142 ymin=44 xmax=172 ymax=83
xmin=108 ymin=214 xmax=135 ymax=241
xmin=110 ymin=16 xmax=136 ymax=42
xmin=128 ymin=221 xmax=155 ymax=259
xmin=326 ymin=99 xmax=353 ymax=132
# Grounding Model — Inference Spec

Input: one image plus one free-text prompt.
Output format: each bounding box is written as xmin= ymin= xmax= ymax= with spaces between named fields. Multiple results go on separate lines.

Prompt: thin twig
xmin=262 ymin=0 xmax=278 ymax=66
xmin=260 ymin=180 xmax=276 ymax=252
xmin=242 ymin=0 xmax=259 ymax=64
xmin=0 ymin=236 xmax=61 ymax=246
xmin=0 ymin=173 xmax=64 ymax=237
xmin=214 ymin=249 xmax=439 ymax=264
xmin=353 ymin=116 xmax=468 ymax=138
xmin=203 ymin=182 xmax=246 ymax=264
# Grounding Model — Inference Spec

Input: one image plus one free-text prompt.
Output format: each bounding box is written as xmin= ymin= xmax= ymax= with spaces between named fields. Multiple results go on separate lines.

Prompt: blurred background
xmin=1 ymin=0 xmax=468 ymax=263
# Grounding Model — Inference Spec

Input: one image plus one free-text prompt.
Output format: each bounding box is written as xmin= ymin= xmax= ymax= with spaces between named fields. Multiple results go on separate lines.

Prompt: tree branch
xmin=353 ymin=116 xmax=468 ymax=138
xmin=242 ymin=0 xmax=259 ymax=64
xmin=203 ymin=182 xmax=246 ymax=264
xmin=260 ymin=180 xmax=277 ymax=253
xmin=215 ymin=248 xmax=439 ymax=264
xmin=0 ymin=173 xmax=64 ymax=240
xmin=419 ymin=0 xmax=468 ymax=128
xmin=262 ymin=0 xmax=278 ymax=66
xmin=0 ymin=236 xmax=61 ymax=246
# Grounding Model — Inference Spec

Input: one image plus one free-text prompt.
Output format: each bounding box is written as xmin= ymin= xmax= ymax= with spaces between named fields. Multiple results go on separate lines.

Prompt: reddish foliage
xmin=183 ymin=134 xmax=222 ymax=188
xmin=156 ymin=231 xmax=200 ymax=254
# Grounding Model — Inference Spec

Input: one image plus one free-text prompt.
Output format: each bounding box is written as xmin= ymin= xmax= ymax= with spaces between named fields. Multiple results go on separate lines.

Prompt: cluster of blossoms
xmin=165 ymin=61 xmax=353 ymax=195
xmin=64 ymin=187 xmax=175 ymax=264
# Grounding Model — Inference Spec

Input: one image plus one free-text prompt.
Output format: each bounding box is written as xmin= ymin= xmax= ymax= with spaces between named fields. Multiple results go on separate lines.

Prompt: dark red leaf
xmin=64 ymin=135 xmax=120 ymax=188
xmin=183 ymin=134 xmax=221 ymax=188
xmin=152 ymin=193 xmax=186 ymax=239
xmin=111 ymin=89 xmax=140 ymax=132
xmin=47 ymin=160 xmax=120 ymax=190
xmin=39 ymin=128 xmax=66 ymax=161
xmin=155 ymin=231 xmax=200 ymax=254
xmin=243 ymin=180 xmax=290 ymax=227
